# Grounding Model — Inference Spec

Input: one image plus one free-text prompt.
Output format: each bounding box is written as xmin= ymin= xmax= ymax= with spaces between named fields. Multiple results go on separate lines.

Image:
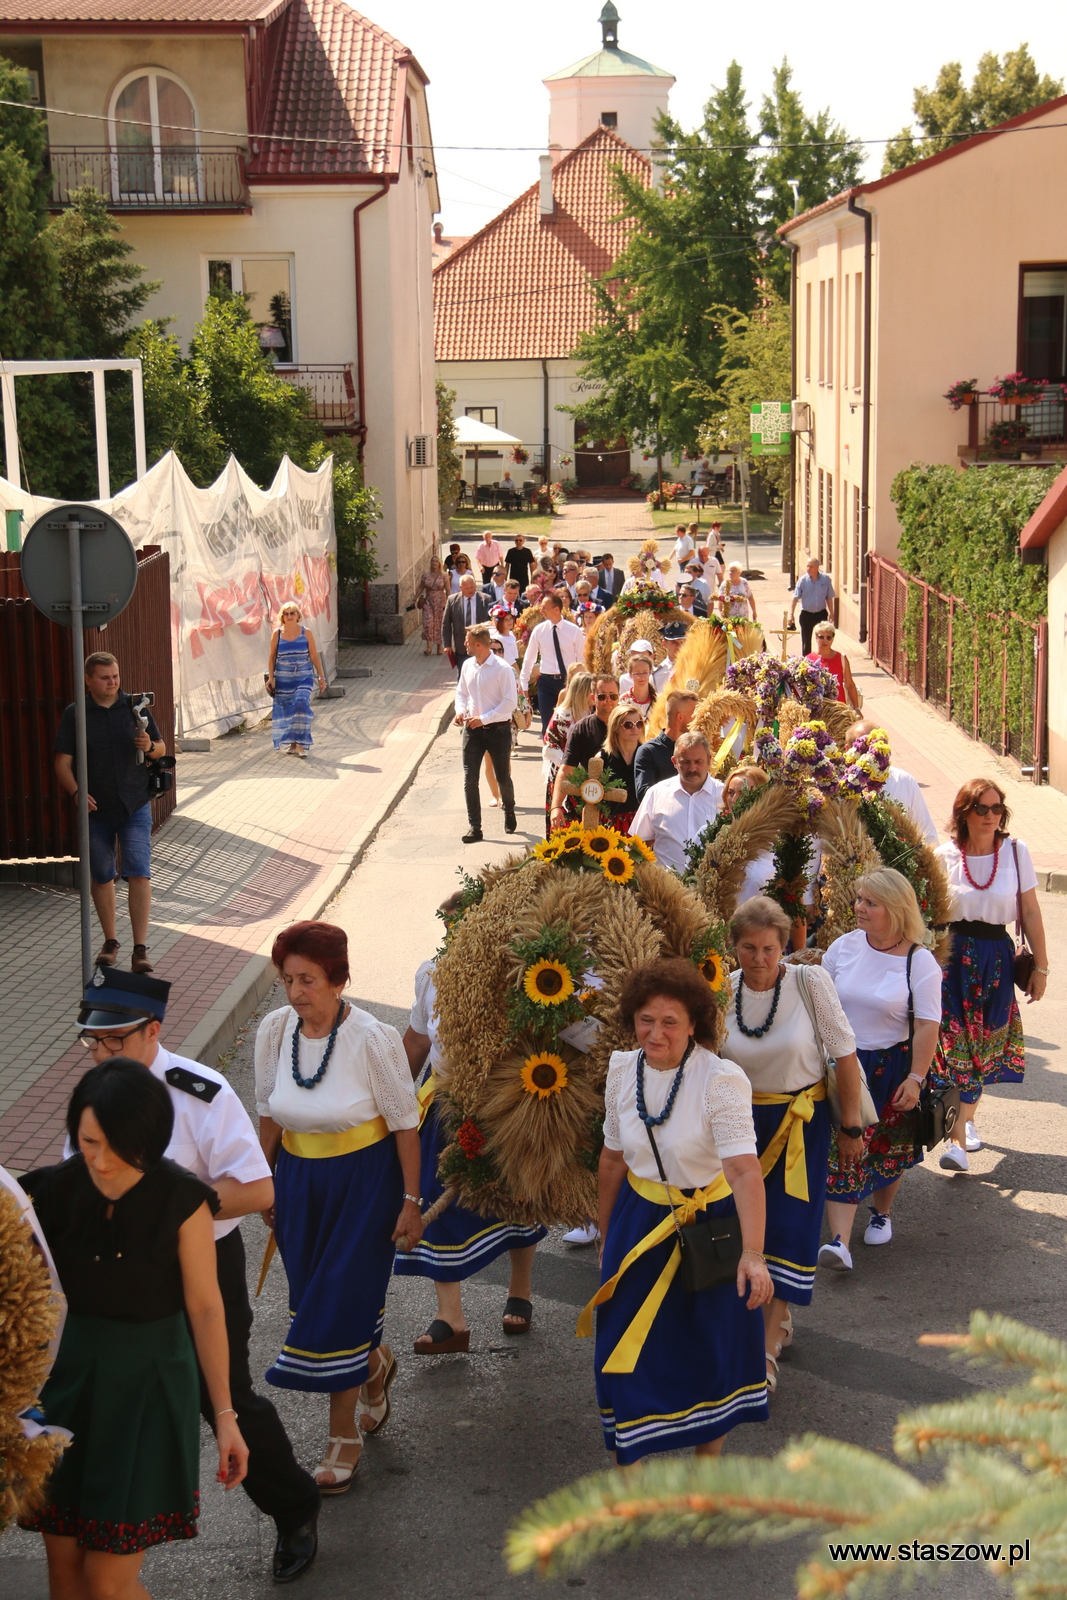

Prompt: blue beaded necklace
xmin=734 ymin=967 xmax=784 ymax=1039
xmin=635 ymin=1039 xmax=694 ymax=1128
xmin=292 ymin=1001 xmax=346 ymax=1089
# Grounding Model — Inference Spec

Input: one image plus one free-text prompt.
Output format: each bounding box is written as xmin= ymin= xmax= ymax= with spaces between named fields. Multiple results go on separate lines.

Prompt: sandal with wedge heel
xmin=358 ymin=1346 xmax=398 ymax=1435
xmin=314 ymin=1435 xmax=361 ymax=1495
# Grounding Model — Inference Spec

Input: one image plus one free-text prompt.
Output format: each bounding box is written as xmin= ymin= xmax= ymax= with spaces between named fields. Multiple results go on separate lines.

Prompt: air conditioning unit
xmin=790 ymin=400 xmax=813 ymax=435
xmin=408 ymin=434 xmax=435 ymax=468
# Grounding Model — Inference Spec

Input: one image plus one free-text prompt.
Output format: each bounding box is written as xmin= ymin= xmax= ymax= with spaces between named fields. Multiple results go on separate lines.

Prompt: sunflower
xmin=520 ymin=1052 xmax=570 ymax=1098
xmin=699 ymin=950 xmax=727 ymax=992
xmin=629 ymin=836 xmax=656 ymax=862
xmin=523 ymin=959 xmax=575 ymax=1005
xmin=532 ymin=837 xmax=563 ymax=861
xmin=600 ymin=849 xmax=635 ymax=884
xmin=558 ymin=832 xmax=585 ymax=854
xmin=582 ymin=827 xmax=620 ymax=859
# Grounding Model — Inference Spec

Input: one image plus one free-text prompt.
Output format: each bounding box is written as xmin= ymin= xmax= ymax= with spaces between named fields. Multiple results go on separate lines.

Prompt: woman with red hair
xmin=930 ymin=780 xmax=1048 ymax=1171
xmin=254 ymin=922 xmax=421 ymax=1494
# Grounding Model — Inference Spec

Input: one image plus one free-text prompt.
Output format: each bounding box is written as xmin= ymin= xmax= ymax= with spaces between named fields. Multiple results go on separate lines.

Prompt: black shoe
xmin=504 ymin=813 xmax=517 ymax=834
xmin=272 ymin=1514 xmax=319 ymax=1583
xmin=462 ymin=827 xmax=483 ymax=844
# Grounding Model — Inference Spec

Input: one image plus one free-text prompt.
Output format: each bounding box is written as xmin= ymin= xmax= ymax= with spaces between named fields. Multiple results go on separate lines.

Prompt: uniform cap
xmin=77 ymin=967 xmax=171 ymax=1031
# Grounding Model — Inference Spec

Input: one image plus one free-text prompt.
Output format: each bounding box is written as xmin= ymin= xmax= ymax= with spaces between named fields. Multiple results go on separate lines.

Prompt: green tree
xmin=692 ymin=290 xmax=792 ymax=496
xmin=508 ymin=1313 xmax=1067 ymax=1600
xmin=48 ymin=186 xmax=160 ymax=360
xmin=308 ymin=435 xmax=383 ymax=591
xmin=883 ymin=45 xmax=1062 ymax=174
xmin=436 ymin=380 xmax=461 ymax=517
xmin=758 ymin=60 xmax=863 ymax=297
xmin=126 ymin=319 xmax=228 ymax=486
xmin=568 ymin=62 xmax=760 ymax=458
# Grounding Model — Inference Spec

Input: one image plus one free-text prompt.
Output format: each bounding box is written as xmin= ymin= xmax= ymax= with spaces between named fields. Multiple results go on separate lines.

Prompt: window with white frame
xmin=205 ymin=257 xmax=295 ymax=361
xmin=110 ymin=69 xmax=200 ymax=202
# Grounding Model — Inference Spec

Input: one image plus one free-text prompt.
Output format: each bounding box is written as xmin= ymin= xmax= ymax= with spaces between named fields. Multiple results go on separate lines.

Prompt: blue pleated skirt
xmin=267 ymin=1135 xmax=401 ymax=1393
xmin=932 ymin=931 xmax=1025 ymax=1104
xmin=393 ymin=1101 xmax=545 ymax=1282
xmin=752 ymin=1093 xmax=831 ymax=1306
xmin=595 ymin=1181 xmax=768 ymax=1465
xmin=825 ymin=1042 xmax=923 ymax=1205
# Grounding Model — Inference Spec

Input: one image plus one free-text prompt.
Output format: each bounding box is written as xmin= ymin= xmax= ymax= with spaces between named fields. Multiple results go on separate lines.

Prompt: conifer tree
xmin=883 ymin=46 xmax=1062 ymax=174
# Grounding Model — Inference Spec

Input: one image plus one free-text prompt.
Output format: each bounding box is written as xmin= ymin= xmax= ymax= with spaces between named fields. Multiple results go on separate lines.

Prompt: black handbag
xmin=898 ymin=943 xmax=961 ymax=1149
xmin=1011 ymin=839 xmax=1035 ymax=991
xmin=644 ymin=1121 xmax=742 ymax=1293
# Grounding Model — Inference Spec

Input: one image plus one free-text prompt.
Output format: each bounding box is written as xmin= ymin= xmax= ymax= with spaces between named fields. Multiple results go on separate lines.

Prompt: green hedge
xmin=890 ymin=462 xmax=1052 ymax=620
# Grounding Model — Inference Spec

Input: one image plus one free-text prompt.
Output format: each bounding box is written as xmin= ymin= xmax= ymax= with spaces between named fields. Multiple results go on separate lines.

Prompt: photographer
xmin=54 ymin=651 xmax=166 ymax=973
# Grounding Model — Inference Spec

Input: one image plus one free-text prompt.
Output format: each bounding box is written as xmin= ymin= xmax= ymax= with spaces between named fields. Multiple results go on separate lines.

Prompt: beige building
xmin=1019 ymin=468 xmax=1066 ymax=792
xmin=433 ymin=4 xmax=673 ymax=497
xmin=780 ymin=95 xmax=1067 ymax=642
xmin=0 ymin=0 xmax=441 ymax=640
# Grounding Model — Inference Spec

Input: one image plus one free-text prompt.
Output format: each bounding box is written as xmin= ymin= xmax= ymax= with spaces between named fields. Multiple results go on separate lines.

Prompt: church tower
xmin=543 ymin=3 xmax=675 ymax=164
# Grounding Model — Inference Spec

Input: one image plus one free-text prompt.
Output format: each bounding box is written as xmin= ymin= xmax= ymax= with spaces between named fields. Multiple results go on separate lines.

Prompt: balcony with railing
xmin=957 ymin=386 xmax=1067 ymax=464
xmin=274 ymin=364 xmax=359 ymax=433
xmin=47 ymin=146 xmax=249 ymax=211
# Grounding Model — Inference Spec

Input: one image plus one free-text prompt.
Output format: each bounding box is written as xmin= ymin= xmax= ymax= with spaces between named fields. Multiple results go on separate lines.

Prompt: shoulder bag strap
xmin=793 ymin=966 xmax=827 ymax=1064
xmin=905 ymin=944 xmax=916 ymax=1063
xmin=636 ymin=1052 xmax=686 ymax=1242
xmin=1011 ymin=838 xmax=1028 ymax=947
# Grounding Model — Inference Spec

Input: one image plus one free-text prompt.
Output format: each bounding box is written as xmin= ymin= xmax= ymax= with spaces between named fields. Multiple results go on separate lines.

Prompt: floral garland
xmin=532 ymin=820 xmax=654 ymax=883
xmin=754 ymin=721 xmax=892 ymax=822
xmin=839 ymin=727 xmax=892 ymax=797
xmin=613 ymin=583 xmax=678 ymax=621
xmin=725 ymin=653 xmax=839 ymax=727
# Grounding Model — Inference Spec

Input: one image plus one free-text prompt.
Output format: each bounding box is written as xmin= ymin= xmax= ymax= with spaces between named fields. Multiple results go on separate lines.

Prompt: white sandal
xmin=779 ymin=1310 xmax=794 ymax=1349
xmin=315 ymin=1434 xmax=361 ymax=1495
xmin=359 ymin=1346 xmax=397 ymax=1436
xmin=765 ymin=1353 xmax=780 ymax=1394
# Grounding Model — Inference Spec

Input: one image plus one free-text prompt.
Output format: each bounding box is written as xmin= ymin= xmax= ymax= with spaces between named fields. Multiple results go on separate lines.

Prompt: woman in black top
xmin=20 ymin=1060 xmax=248 ymax=1599
xmin=602 ymin=702 xmax=645 ymax=834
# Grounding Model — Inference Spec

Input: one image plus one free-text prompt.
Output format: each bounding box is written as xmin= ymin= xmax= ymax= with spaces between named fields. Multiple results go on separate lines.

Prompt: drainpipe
xmin=352 ymin=182 xmax=389 ymax=616
xmin=782 ymin=235 xmax=799 ymax=587
xmin=542 ymin=358 xmax=550 ymax=500
xmin=847 ymin=193 xmax=873 ymax=643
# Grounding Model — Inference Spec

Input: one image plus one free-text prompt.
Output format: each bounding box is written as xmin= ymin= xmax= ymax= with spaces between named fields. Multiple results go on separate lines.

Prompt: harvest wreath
xmin=429 ymin=826 xmax=731 ymax=1228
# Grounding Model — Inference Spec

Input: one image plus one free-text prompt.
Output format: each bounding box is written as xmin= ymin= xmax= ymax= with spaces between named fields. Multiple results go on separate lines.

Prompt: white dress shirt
xmin=520 ymin=617 xmax=585 ymax=689
xmin=883 ymin=766 xmax=938 ymax=843
xmin=456 ymin=651 xmax=519 ymax=725
xmin=651 ymin=657 xmax=676 ymax=693
xmin=630 ymin=773 xmax=724 ymax=873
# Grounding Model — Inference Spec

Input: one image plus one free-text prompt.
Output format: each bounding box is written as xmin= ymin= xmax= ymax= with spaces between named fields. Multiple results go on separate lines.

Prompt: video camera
xmin=129 ymin=690 xmax=176 ymax=796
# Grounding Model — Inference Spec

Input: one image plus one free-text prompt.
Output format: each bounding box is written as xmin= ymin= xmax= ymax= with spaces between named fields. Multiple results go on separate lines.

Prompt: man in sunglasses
xmin=73 ymin=968 xmax=321 ymax=1583
xmin=548 ymin=675 xmax=620 ymax=827
xmin=845 ymin=719 xmax=937 ymax=842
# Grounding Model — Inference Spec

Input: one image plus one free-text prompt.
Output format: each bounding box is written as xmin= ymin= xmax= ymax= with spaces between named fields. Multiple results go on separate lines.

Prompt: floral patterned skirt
xmin=825 ymin=1043 xmax=922 ymax=1204
xmin=930 ymin=931 xmax=1025 ymax=1105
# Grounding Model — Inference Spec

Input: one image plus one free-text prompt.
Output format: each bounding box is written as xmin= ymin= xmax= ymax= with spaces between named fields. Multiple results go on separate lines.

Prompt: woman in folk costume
xmin=394 ymin=895 xmax=546 ymax=1349
xmin=580 ymin=959 xmax=772 ymax=1465
xmin=255 ymin=921 xmax=422 ymax=1494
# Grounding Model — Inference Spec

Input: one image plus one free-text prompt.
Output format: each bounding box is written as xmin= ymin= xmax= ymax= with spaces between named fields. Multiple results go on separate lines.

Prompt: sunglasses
xmin=619 ymin=719 xmax=642 ymax=731
xmin=596 ymin=693 xmax=619 ymax=702
xmin=970 ymin=801 xmax=1006 ymax=818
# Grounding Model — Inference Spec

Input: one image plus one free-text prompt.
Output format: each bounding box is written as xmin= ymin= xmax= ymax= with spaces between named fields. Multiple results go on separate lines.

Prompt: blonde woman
xmin=416 ymin=556 xmax=448 ymax=656
xmin=603 ymin=701 xmax=645 ymax=833
xmin=819 ymin=869 xmax=942 ymax=1271
xmin=718 ymin=563 xmax=757 ymax=622
xmin=542 ymin=669 xmax=595 ymax=836
xmin=268 ymin=603 xmax=326 ymax=757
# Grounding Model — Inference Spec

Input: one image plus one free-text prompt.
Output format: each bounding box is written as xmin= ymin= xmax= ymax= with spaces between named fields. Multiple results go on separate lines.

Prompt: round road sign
xmin=20 ymin=503 xmax=137 ymax=628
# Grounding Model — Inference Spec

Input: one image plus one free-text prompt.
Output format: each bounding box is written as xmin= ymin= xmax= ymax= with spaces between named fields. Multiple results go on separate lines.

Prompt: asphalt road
xmin=4 ymin=705 xmax=1063 ymax=1600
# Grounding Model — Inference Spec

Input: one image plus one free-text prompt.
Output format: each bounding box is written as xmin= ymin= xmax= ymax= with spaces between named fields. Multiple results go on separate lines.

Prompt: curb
xmin=1043 ymin=871 xmax=1067 ymax=896
xmin=176 ymin=689 xmax=456 ymax=1070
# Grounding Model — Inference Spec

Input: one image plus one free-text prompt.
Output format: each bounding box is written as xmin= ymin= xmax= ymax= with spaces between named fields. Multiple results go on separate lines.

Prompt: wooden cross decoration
xmin=767 ymin=608 xmax=793 ymax=662
xmin=562 ymin=754 xmax=628 ymax=829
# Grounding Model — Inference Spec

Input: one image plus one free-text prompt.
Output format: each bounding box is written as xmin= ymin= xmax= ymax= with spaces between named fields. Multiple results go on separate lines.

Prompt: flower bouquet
xmin=988 ymin=372 xmax=1048 ymax=404
xmin=943 ymin=378 xmax=978 ymax=410
xmin=510 ymin=446 xmax=530 ymax=464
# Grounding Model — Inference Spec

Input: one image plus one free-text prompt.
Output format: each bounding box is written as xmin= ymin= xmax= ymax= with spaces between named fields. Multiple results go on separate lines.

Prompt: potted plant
xmin=989 ymin=372 xmax=1048 ymax=405
xmin=558 ymin=454 xmax=573 ymax=467
xmin=944 ymin=378 xmax=978 ymax=409
xmin=530 ymin=462 xmax=546 ymax=478
xmin=510 ymin=446 xmax=529 ymax=464
xmin=985 ymin=418 xmax=1029 ymax=456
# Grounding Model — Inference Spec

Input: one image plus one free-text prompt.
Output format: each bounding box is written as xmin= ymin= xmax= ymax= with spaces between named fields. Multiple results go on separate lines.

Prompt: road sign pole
xmin=68 ymin=514 xmax=93 ymax=988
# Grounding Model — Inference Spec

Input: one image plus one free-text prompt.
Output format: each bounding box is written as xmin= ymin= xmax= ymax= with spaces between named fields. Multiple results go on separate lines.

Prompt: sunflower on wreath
xmin=691 ymin=924 xmax=731 ymax=1012
xmin=507 ymin=925 xmax=589 ymax=1038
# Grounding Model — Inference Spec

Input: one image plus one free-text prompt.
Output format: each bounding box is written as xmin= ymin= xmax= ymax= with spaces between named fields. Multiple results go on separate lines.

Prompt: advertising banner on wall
xmin=0 ymin=450 xmax=336 ymax=737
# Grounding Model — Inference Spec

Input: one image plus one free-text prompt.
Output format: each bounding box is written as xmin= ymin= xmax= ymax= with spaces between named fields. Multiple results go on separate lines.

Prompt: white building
xmin=433 ymin=3 xmax=674 ymax=497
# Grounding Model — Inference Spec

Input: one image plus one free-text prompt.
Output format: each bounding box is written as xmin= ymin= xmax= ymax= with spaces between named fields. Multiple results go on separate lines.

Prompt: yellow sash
xmin=281 ymin=1116 xmax=389 ymax=1159
xmin=576 ymin=1167 xmax=732 ymax=1374
xmin=713 ymin=717 xmax=745 ymax=773
xmin=417 ymin=1074 xmax=438 ymax=1131
xmin=751 ymin=1080 xmax=826 ymax=1203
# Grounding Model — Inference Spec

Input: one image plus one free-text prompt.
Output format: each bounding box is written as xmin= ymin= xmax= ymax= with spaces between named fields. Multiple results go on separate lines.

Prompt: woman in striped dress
xmin=269 ymin=602 xmax=326 ymax=757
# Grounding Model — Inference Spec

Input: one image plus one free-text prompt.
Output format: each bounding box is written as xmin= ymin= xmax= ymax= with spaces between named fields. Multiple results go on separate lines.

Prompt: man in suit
xmin=482 ymin=564 xmax=508 ymax=605
xmin=596 ymin=552 xmax=624 ymax=601
xmin=442 ymin=574 xmax=491 ymax=672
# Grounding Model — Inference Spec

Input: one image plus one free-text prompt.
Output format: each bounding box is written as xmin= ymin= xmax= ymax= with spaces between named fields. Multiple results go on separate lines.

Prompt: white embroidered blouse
xmin=254 ymin=1003 xmax=419 ymax=1135
xmin=603 ymin=1046 xmax=756 ymax=1189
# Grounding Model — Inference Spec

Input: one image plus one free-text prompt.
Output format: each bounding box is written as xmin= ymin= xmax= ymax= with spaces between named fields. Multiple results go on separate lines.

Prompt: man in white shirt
xmin=651 ymin=623 xmax=687 ymax=693
xmin=845 ymin=719 xmax=938 ymax=842
xmin=630 ymin=731 xmax=724 ymax=874
xmin=671 ymin=523 xmax=694 ymax=571
xmin=455 ymin=623 xmax=519 ymax=842
xmin=74 ymin=967 xmax=320 ymax=1582
xmin=520 ymin=591 xmax=585 ymax=732
xmin=561 ymin=560 xmax=581 ymax=602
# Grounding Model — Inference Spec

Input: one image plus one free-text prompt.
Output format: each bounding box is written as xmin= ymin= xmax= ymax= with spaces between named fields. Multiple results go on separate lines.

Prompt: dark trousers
xmin=462 ymin=721 xmax=515 ymax=829
xmin=535 ymin=672 xmax=565 ymax=734
xmin=198 ymin=1229 xmax=320 ymax=1535
xmin=799 ymin=607 xmax=829 ymax=654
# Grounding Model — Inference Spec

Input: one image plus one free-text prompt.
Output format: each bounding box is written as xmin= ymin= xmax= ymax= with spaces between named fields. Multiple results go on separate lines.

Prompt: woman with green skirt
xmin=19 ymin=1060 xmax=248 ymax=1599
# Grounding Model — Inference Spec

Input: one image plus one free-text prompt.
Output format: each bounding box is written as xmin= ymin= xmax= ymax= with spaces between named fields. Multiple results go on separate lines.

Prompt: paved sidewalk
xmin=0 ymin=638 xmax=453 ymax=1170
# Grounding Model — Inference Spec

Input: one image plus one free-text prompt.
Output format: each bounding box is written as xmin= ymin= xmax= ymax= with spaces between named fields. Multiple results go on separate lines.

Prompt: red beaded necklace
xmin=961 ymin=837 xmax=1000 ymax=891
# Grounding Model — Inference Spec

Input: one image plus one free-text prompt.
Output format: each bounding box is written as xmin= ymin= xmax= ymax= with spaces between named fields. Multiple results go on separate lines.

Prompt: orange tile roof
xmin=0 ymin=0 xmax=284 ymax=21
xmin=433 ymin=126 xmax=649 ymax=361
xmin=250 ymin=0 xmax=412 ymax=177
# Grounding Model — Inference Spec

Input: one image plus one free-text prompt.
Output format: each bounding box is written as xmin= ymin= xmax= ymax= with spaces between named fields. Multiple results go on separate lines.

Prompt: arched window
xmin=109 ymin=69 xmax=201 ymax=201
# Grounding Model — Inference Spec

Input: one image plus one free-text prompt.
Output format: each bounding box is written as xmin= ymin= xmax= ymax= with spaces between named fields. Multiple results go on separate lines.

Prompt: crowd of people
xmin=13 ymin=528 xmax=1049 ymax=1596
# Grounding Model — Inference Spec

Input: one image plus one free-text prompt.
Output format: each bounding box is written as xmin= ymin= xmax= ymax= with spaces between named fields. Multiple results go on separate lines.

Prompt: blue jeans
xmin=87 ymin=803 xmax=153 ymax=883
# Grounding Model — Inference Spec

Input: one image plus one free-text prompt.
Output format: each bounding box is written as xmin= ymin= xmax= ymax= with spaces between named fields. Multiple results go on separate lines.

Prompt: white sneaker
xmin=818 ymin=1236 xmax=853 ymax=1272
xmin=964 ymin=1121 xmax=982 ymax=1153
xmin=863 ymin=1209 xmax=893 ymax=1246
xmin=939 ymin=1144 xmax=970 ymax=1173
xmin=562 ymin=1222 xmax=599 ymax=1247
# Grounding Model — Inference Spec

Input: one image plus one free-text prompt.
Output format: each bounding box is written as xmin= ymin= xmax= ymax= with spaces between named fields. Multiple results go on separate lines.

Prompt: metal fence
xmin=868 ymin=555 xmax=1048 ymax=782
xmin=47 ymin=146 xmax=249 ymax=210
xmin=274 ymin=364 xmax=358 ymax=431
xmin=0 ymin=547 xmax=176 ymax=860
